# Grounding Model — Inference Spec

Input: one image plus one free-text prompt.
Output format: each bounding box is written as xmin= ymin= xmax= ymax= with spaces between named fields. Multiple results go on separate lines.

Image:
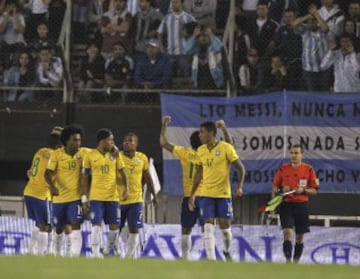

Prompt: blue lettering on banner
xmin=311 ymin=242 xmax=360 ymax=265
xmin=160 ymin=92 xmax=360 ymax=195
xmin=0 ymin=232 xmax=29 ymax=254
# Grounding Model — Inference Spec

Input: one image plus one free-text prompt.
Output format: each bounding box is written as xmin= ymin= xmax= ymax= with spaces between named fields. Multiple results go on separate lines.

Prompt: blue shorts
xmin=120 ymin=202 xmax=143 ymax=229
xmin=52 ymin=200 xmax=83 ymax=230
xmin=90 ymin=200 xmax=120 ymax=225
xmin=24 ymin=196 xmax=51 ymax=225
xmin=197 ymin=197 xmax=233 ymax=220
xmin=181 ymin=197 xmax=203 ymax=229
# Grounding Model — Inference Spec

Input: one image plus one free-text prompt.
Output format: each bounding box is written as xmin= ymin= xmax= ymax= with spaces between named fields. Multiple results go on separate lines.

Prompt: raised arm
xmin=160 ymin=115 xmax=175 ymax=152
xmin=215 ymin=119 xmax=234 ymax=145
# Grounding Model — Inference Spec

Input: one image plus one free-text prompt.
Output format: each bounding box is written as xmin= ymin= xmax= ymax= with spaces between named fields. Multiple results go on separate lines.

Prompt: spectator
xmin=4 ymin=49 xmax=35 ymax=102
xmin=238 ymin=48 xmax=264 ymax=94
xmin=78 ymin=42 xmax=105 ymax=102
xmin=348 ymin=0 xmax=360 ymax=37
xmin=24 ymin=0 xmax=50 ymax=41
xmin=134 ymin=38 xmax=172 ymax=89
xmin=292 ymin=4 xmax=330 ymax=92
xmin=233 ymin=13 xmax=252 ymax=72
xmin=183 ymin=0 xmax=217 ymax=29
xmin=185 ymin=25 xmax=225 ymax=90
xmin=35 ymin=45 xmax=63 ymax=101
xmin=267 ymin=0 xmax=299 ymax=24
xmin=31 ymin=21 xmax=56 ymax=53
xmin=343 ymin=18 xmax=360 ymax=52
xmin=247 ymin=1 xmax=279 ymax=58
xmin=157 ymin=0 xmax=196 ymax=77
xmin=72 ymin=0 xmax=89 ymax=43
xmin=263 ymin=54 xmax=289 ymax=92
xmin=0 ymin=0 xmax=26 ymax=69
xmin=321 ymin=34 xmax=360 ymax=92
xmin=318 ymin=0 xmax=345 ymax=39
xmin=127 ymin=0 xmax=139 ymax=16
xmin=104 ymin=41 xmax=133 ymax=101
xmin=100 ymin=0 xmax=133 ymax=58
xmin=133 ymin=0 xmax=163 ymax=55
xmin=267 ymin=8 xmax=302 ymax=89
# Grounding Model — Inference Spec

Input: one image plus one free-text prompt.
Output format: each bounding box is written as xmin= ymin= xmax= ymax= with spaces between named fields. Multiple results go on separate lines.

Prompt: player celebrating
xmin=117 ymin=132 xmax=158 ymax=258
xmin=45 ymin=124 xmax=88 ymax=257
xmin=189 ymin=121 xmax=245 ymax=260
xmin=160 ymin=116 xmax=234 ymax=259
xmin=24 ymin=133 xmax=62 ymax=255
xmin=81 ymin=128 xmax=128 ymax=258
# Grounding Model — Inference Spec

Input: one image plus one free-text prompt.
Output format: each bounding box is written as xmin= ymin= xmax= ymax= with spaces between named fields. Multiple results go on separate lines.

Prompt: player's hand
xmin=110 ymin=145 xmax=119 ymax=157
xmin=215 ymin=119 xmax=226 ymax=129
xmin=162 ymin=115 xmax=171 ymax=125
xmin=188 ymin=195 xmax=196 ymax=211
xmin=234 ymin=186 xmax=243 ymax=197
xmin=152 ymin=195 xmax=159 ymax=207
xmin=295 ymin=187 xmax=306 ymax=194
xmin=121 ymin=187 xmax=129 ymax=201
xmin=49 ymin=185 xmax=59 ymax=196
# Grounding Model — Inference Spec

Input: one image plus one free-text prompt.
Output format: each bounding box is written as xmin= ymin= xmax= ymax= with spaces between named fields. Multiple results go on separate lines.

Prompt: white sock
xmin=126 ymin=233 xmax=139 ymax=259
xmin=181 ymin=234 xmax=191 ymax=259
xmin=222 ymin=228 xmax=232 ymax=253
xmin=91 ymin=226 xmax=102 ymax=257
xmin=204 ymin=223 xmax=216 ymax=260
xmin=65 ymin=234 xmax=71 ymax=257
xmin=54 ymin=233 xmax=64 ymax=256
xmin=37 ymin=232 xmax=48 ymax=256
xmin=28 ymin=227 xmax=39 ymax=255
xmin=106 ymin=230 xmax=119 ymax=253
xmin=70 ymin=230 xmax=82 ymax=257
xmin=47 ymin=230 xmax=54 ymax=255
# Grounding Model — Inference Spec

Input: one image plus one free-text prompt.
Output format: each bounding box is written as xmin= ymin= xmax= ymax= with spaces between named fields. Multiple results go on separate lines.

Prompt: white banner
xmin=0 ymin=217 xmax=359 ymax=265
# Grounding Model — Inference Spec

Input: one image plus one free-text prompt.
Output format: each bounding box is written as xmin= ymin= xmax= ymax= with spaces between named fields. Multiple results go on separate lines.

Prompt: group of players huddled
xmin=24 ymin=117 xmax=246 ymax=260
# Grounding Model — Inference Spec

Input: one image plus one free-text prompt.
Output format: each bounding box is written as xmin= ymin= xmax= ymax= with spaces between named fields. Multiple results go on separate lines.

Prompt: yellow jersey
xmin=47 ymin=147 xmax=90 ymax=203
xmin=118 ymin=151 xmax=148 ymax=205
xmin=195 ymin=141 xmax=239 ymax=198
xmin=172 ymin=145 xmax=203 ymax=197
xmin=24 ymin=147 xmax=53 ymax=200
xmin=83 ymin=149 xmax=124 ymax=202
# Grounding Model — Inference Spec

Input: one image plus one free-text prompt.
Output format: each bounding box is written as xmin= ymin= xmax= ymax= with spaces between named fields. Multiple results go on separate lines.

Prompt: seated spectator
xmin=35 ymin=45 xmax=63 ymax=101
xmin=133 ymin=0 xmax=163 ymax=55
xmin=348 ymin=0 xmax=360 ymax=36
xmin=31 ymin=21 xmax=56 ymax=53
xmin=183 ymin=0 xmax=217 ymax=29
xmin=321 ymin=33 xmax=360 ymax=92
xmin=134 ymin=38 xmax=172 ymax=89
xmin=343 ymin=18 xmax=360 ymax=52
xmin=78 ymin=42 xmax=105 ymax=102
xmin=238 ymin=48 xmax=264 ymax=94
xmin=100 ymin=0 xmax=133 ymax=58
xmin=104 ymin=41 xmax=133 ymax=102
xmin=185 ymin=25 xmax=225 ymax=90
xmin=263 ymin=54 xmax=289 ymax=92
xmin=4 ymin=49 xmax=35 ymax=102
xmin=0 ymin=0 xmax=26 ymax=70
xmin=292 ymin=4 xmax=330 ymax=92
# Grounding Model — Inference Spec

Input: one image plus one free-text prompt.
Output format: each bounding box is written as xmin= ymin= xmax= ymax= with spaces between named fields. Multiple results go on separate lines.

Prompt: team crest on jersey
xmin=135 ymin=158 xmax=141 ymax=164
xmin=215 ymin=150 xmax=221 ymax=156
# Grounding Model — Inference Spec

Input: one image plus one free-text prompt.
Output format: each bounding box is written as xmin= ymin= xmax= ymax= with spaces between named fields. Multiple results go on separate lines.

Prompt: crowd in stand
xmin=0 ymin=0 xmax=359 ymax=103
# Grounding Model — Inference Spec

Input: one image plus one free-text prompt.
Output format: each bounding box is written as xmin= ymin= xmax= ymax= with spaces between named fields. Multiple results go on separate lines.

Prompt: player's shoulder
xmin=36 ymin=147 xmax=53 ymax=159
xmin=135 ymin=151 xmax=148 ymax=159
xmin=79 ymin=147 xmax=92 ymax=154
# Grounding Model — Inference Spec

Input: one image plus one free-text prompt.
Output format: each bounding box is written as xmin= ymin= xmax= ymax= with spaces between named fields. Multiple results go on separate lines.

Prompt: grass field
xmin=0 ymin=256 xmax=359 ymax=279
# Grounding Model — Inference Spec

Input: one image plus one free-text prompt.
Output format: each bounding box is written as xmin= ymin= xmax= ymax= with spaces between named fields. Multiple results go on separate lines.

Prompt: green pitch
xmin=0 ymin=256 xmax=358 ymax=279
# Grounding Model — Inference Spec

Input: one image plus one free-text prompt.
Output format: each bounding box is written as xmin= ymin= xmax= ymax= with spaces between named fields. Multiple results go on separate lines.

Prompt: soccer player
xmin=160 ymin=116 xmax=234 ymax=259
xmin=81 ymin=128 xmax=128 ymax=258
xmin=189 ymin=121 xmax=245 ymax=260
xmin=272 ymin=144 xmax=319 ymax=263
xmin=24 ymin=133 xmax=62 ymax=255
xmin=118 ymin=132 xmax=158 ymax=258
xmin=45 ymin=124 xmax=88 ymax=257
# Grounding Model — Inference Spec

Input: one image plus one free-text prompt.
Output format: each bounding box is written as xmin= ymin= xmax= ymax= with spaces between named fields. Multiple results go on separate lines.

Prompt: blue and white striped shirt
xmin=157 ymin=11 xmax=196 ymax=55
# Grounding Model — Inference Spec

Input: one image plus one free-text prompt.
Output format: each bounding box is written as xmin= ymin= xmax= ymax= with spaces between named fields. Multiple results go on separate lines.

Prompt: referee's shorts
xmin=279 ymin=202 xmax=310 ymax=234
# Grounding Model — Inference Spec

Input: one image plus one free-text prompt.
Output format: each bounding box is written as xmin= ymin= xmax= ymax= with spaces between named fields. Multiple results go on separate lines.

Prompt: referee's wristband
xmin=81 ymin=195 xmax=88 ymax=203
